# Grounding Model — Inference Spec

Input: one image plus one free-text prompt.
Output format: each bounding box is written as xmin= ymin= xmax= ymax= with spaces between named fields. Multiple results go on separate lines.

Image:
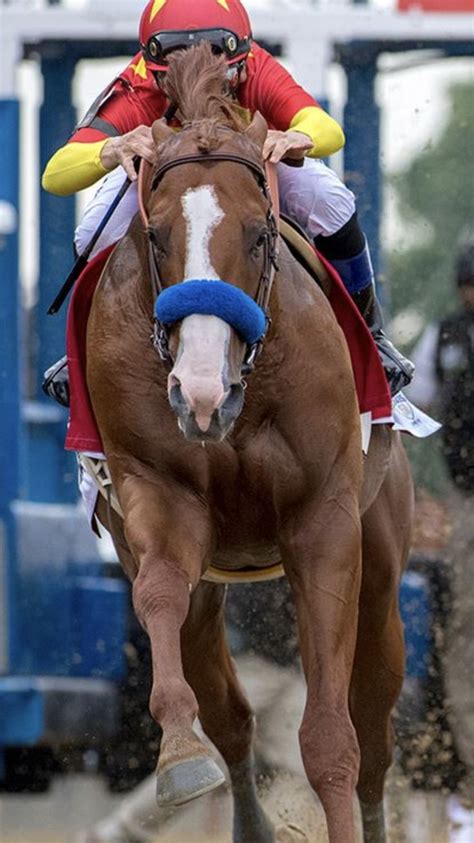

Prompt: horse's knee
xmin=299 ymin=713 xmax=360 ymax=798
xmin=132 ymin=558 xmax=191 ymax=628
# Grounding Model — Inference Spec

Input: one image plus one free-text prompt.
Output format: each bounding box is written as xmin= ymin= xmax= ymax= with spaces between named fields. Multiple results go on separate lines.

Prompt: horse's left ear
xmin=244 ymin=111 xmax=268 ymax=150
xmin=151 ymin=118 xmax=175 ymax=147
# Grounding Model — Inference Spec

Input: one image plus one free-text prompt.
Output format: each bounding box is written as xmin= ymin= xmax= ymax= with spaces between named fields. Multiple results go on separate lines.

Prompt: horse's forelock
xmin=164 ymin=42 xmax=246 ymax=134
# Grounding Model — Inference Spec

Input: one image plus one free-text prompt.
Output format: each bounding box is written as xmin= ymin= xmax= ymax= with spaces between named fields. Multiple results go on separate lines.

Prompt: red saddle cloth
xmin=65 ymin=246 xmax=392 ymax=453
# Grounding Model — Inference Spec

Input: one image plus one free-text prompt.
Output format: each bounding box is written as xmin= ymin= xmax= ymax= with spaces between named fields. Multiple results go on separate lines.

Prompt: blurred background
xmin=0 ymin=1 xmax=473 ymax=841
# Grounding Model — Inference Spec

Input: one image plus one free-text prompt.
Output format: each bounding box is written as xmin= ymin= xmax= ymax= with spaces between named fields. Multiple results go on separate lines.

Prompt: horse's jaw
xmin=169 ymin=381 xmax=245 ymax=443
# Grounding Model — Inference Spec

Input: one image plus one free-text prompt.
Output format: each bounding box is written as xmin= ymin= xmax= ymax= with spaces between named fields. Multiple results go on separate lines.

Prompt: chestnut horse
xmin=87 ymin=45 xmax=413 ymax=843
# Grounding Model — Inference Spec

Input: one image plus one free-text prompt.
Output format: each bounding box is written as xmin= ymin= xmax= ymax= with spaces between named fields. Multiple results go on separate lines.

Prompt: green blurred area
xmin=386 ymin=82 xmax=474 ymax=495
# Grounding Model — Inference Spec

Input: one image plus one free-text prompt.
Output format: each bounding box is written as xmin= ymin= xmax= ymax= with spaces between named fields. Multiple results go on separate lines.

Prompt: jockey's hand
xmin=262 ymin=130 xmax=313 ymax=164
xmin=100 ymin=126 xmax=156 ymax=182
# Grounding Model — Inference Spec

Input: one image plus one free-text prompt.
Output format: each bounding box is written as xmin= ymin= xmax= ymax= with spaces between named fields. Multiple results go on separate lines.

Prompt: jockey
xmin=42 ymin=0 xmax=413 ymax=403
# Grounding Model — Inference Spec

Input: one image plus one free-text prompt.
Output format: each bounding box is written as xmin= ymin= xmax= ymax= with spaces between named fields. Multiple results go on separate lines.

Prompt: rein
xmin=138 ymin=148 xmax=279 ymax=374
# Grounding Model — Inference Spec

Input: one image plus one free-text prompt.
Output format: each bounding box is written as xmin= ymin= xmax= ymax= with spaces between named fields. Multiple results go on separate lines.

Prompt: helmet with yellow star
xmin=140 ymin=0 xmax=252 ymax=72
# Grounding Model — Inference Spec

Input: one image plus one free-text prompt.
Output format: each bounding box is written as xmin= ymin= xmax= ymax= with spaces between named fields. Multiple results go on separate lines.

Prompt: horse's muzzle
xmin=169 ymin=382 xmax=245 ymax=442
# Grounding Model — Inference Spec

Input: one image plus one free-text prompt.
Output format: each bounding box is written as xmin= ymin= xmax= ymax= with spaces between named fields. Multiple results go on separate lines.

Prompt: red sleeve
xmin=239 ymin=43 xmax=321 ymax=130
xmin=69 ymin=52 xmax=167 ymax=144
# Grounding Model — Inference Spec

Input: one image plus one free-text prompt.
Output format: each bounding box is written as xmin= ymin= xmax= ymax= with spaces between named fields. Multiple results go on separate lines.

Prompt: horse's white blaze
xmin=170 ymin=315 xmax=231 ymax=432
xmin=170 ymin=186 xmax=231 ymax=432
xmin=181 ymin=185 xmax=224 ymax=280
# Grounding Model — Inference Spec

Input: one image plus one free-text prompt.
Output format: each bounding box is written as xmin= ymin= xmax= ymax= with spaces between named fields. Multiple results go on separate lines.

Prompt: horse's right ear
xmin=151 ymin=118 xmax=175 ymax=147
xmin=244 ymin=111 xmax=268 ymax=151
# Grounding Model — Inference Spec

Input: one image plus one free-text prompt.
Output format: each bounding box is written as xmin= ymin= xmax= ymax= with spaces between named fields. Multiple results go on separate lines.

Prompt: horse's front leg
xmin=182 ymin=580 xmax=275 ymax=843
xmin=121 ymin=475 xmax=225 ymax=807
xmin=281 ymin=493 xmax=362 ymax=843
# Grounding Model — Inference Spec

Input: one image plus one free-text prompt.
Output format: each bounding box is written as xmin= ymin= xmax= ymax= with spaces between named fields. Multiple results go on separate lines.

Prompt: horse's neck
xmin=272 ymin=241 xmax=336 ymax=338
xmin=122 ymin=216 xmax=155 ymax=308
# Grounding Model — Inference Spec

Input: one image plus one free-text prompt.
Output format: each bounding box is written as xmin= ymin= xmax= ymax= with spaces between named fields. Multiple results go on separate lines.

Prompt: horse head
xmin=142 ymin=44 xmax=276 ymax=442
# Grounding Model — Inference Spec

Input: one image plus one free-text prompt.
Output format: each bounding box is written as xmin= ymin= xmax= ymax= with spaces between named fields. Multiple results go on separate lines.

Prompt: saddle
xmin=280 ymin=216 xmax=333 ymax=296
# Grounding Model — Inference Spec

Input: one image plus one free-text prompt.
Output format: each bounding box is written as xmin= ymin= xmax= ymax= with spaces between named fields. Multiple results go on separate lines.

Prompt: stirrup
xmin=373 ymin=330 xmax=415 ymax=397
xmin=42 ymin=355 xmax=70 ymax=408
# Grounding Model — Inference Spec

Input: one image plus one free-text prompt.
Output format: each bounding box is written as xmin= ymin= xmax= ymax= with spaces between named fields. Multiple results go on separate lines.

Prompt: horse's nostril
xmin=219 ymin=383 xmax=245 ymax=423
xmin=169 ymin=383 xmax=188 ymax=415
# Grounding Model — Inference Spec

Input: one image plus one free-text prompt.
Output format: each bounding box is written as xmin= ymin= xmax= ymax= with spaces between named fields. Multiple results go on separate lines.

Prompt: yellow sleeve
xmin=289 ymin=106 xmax=345 ymax=159
xmin=41 ymin=141 xmax=110 ymax=196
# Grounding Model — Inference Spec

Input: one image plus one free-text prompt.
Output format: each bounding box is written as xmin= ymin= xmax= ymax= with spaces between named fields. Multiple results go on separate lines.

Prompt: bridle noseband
xmin=139 ymin=146 xmax=279 ymax=375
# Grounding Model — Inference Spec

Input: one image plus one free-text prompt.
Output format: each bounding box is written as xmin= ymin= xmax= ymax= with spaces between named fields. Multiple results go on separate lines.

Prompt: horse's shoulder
xmin=96 ymin=220 xmax=147 ymax=299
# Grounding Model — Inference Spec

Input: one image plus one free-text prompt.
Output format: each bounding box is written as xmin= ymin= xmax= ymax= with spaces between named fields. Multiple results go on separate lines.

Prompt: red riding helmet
xmin=139 ymin=0 xmax=252 ymax=72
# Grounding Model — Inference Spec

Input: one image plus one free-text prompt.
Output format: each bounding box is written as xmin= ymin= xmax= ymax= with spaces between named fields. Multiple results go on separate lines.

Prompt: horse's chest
xmin=212 ymin=490 xmax=281 ymax=568
xmin=208 ymin=433 xmax=303 ymax=555
xmin=212 ymin=477 xmax=277 ymax=545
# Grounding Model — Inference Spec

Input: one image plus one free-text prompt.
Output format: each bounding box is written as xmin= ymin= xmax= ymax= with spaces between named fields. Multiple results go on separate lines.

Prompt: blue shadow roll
xmin=155 ymin=279 xmax=267 ymax=345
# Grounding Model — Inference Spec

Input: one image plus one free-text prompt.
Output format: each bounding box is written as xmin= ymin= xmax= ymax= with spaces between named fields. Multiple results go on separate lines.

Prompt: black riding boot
xmin=351 ymin=284 xmax=415 ymax=396
xmin=42 ymin=355 xmax=70 ymax=408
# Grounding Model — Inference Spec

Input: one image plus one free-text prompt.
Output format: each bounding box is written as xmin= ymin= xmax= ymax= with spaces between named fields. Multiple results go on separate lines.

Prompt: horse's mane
xmin=164 ymin=42 xmax=247 ymax=151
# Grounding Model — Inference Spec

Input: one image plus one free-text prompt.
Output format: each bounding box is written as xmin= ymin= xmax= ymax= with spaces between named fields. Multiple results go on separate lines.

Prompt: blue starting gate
xmin=0 ymin=83 xmax=128 ymax=782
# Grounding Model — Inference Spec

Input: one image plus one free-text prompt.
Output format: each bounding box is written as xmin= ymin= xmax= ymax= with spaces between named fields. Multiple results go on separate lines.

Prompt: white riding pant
xmin=74 ymin=158 xmax=356 ymax=259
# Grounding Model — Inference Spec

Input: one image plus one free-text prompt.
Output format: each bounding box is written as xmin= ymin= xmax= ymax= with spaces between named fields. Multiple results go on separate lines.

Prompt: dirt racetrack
xmin=2 ymin=656 xmax=473 ymax=843
xmin=1 ymin=767 xmax=473 ymax=843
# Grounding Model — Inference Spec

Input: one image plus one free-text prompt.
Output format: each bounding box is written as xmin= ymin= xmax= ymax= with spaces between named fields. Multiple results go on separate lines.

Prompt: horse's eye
xmin=148 ymin=227 xmax=169 ymax=259
xmin=251 ymin=230 xmax=267 ymax=258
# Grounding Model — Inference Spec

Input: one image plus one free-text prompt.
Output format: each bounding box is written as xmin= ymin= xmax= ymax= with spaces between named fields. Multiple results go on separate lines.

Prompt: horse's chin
xmin=169 ymin=383 xmax=245 ymax=444
xmin=177 ymin=415 xmax=233 ymax=443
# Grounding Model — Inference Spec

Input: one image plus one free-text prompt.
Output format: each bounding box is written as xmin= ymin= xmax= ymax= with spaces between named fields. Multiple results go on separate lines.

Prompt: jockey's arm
xmin=42 ymin=55 xmax=161 ymax=196
xmin=41 ymin=139 xmax=110 ymax=196
xmin=243 ymin=44 xmax=345 ymax=160
xmin=41 ymin=125 xmax=158 ymax=196
xmin=287 ymin=106 xmax=345 ymax=159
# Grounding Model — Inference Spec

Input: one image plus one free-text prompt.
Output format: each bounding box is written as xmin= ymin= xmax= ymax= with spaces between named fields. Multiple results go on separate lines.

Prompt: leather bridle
xmin=138 ymin=147 xmax=279 ymax=374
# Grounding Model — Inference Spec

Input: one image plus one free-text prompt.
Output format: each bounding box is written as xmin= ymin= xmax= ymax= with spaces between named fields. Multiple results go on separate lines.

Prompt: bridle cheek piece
xmin=141 ymin=152 xmax=279 ymax=375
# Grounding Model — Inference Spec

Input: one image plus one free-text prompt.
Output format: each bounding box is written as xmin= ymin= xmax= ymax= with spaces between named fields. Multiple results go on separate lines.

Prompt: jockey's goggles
xmin=142 ymin=28 xmax=251 ymax=70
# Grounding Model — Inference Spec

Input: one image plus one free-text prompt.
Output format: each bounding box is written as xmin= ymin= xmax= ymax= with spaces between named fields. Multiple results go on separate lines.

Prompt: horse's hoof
xmin=156 ymin=756 xmax=226 ymax=806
